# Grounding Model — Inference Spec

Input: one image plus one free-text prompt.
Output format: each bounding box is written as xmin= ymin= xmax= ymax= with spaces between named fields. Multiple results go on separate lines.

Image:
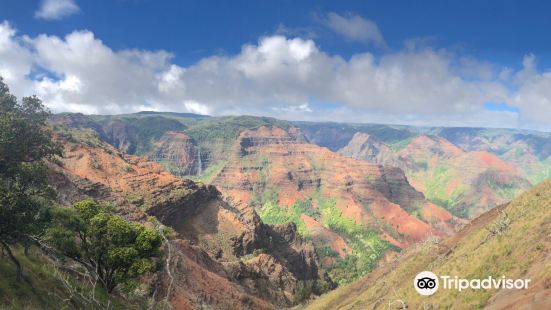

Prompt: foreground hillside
xmin=302 ymin=180 xmax=551 ymax=309
xmin=0 ymin=246 xmax=149 ymax=309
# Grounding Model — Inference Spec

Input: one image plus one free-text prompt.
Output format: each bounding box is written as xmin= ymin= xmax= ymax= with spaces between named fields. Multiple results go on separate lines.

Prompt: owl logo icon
xmin=414 ymin=271 xmax=439 ymax=296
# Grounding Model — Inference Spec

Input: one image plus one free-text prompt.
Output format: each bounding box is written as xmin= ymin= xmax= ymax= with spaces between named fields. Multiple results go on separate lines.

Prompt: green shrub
xmin=47 ymin=200 xmax=162 ymax=294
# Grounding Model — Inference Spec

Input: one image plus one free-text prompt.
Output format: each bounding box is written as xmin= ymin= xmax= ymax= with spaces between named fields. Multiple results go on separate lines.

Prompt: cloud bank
xmin=0 ymin=21 xmax=550 ymax=130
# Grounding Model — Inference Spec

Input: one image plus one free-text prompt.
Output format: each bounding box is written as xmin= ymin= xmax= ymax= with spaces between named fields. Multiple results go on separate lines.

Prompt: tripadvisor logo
xmin=414 ymin=271 xmax=439 ymax=296
xmin=414 ymin=271 xmax=531 ymax=296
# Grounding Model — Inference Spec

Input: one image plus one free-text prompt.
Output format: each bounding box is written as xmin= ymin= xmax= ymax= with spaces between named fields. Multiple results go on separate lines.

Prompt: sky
xmin=1 ymin=0 xmax=551 ymax=130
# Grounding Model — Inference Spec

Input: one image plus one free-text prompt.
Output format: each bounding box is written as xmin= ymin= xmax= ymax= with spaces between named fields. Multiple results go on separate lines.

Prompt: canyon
xmin=35 ymin=112 xmax=551 ymax=308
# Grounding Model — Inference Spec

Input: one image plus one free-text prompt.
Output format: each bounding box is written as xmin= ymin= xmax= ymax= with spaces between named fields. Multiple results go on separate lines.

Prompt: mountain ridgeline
xmin=52 ymin=112 xmax=550 ymax=218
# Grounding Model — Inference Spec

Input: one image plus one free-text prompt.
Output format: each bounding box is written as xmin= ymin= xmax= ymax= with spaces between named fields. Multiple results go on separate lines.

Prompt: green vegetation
xmin=315 ymin=194 xmax=395 ymax=285
xmin=184 ymin=116 xmax=293 ymax=173
xmin=96 ymin=115 xmax=187 ymax=154
xmin=257 ymin=187 xmax=394 ymax=286
xmin=0 ymin=77 xmax=62 ymax=281
xmin=294 ymin=122 xmax=416 ymax=151
xmin=413 ymin=160 xmax=429 ymax=170
xmin=293 ymin=198 xmax=321 ymax=219
xmin=294 ymin=280 xmax=315 ymax=304
xmin=157 ymin=159 xmax=186 ymax=176
xmin=127 ymin=117 xmax=186 ymax=154
xmin=419 ymin=163 xmax=467 ymax=217
xmin=0 ymin=79 xmax=160 ymax=307
xmin=517 ymin=158 xmax=551 ymax=185
xmin=485 ymin=171 xmax=521 ymax=202
xmin=189 ymin=159 xmax=227 ymax=184
xmin=388 ymin=136 xmax=414 ymax=152
xmin=185 ymin=115 xmax=292 ymax=145
xmin=258 ymin=200 xmax=311 ymax=237
xmin=121 ymin=163 xmax=135 ymax=173
xmin=53 ymin=123 xmax=107 ymax=149
xmin=0 ymin=246 xmax=148 ymax=309
xmin=257 ymin=186 xmax=321 ymax=238
xmin=47 ymin=200 xmax=162 ymax=293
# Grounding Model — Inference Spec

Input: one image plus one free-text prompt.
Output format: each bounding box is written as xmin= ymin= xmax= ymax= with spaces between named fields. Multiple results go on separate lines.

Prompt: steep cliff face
xmin=339 ymin=133 xmax=532 ymax=218
xmin=214 ymin=126 xmax=455 ymax=241
xmin=209 ymin=126 xmax=459 ymax=284
xmin=338 ymin=132 xmax=401 ymax=168
xmin=48 ymin=127 xmax=327 ymax=309
xmin=147 ymin=131 xmax=202 ymax=176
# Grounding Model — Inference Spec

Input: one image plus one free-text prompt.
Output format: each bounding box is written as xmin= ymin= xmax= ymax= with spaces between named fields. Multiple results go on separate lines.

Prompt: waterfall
xmin=197 ymin=147 xmax=203 ymax=175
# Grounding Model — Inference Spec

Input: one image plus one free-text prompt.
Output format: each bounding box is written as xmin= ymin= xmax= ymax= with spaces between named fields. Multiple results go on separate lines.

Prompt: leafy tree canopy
xmin=47 ymin=199 xmax=163 ymax=293
xmin=0 ymin=77 xmax=62 ymax=281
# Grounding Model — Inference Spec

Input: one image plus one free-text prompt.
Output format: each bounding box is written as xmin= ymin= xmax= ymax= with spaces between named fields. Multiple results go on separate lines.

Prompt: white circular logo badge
xmin=414 ymin=271 xmax=439 ymax=296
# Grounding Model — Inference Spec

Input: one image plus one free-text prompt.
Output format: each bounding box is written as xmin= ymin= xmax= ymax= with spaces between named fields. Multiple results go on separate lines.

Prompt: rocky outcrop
xmin=147 ymin=131 xmax=202 ymax=176
xmin=338 ymin=132 xmax=401 ymax=168
xmin=154 ymin=239 xmax=274 ymax=310
xmin=102 ymin=119 xmax=137 ymax=153
xmin=238 ymin=126 xmax=308 ymax=156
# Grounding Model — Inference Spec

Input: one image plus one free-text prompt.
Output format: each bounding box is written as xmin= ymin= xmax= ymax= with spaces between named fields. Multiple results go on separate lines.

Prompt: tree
xmin=47 ymin=199 xmax=163 ymax=293
xmin=0 ymin=77 xmax=62 ymax=281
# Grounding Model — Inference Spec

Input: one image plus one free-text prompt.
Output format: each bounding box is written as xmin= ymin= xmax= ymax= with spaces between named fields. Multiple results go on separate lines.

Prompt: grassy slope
xmin=302 ymin=180 xmax=551 ymax=309
xmin=0 ymin=247 xmax=148 ymax=310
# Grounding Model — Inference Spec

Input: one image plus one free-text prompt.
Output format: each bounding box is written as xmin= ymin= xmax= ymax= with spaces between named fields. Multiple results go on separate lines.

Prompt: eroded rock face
xmin=154 ymin=239 xmax=274 ymax=310
xmin=211 ymin=126 xmax=458 ymax=250
xmin=48 ymin=130 xmax=326 ymax=309
xmin=338 ymin=132 xmax=402 ymax=168
xmin=339 ymin=133 xmax=532 ymax=218
xmin=147 ymin=131 xmax=202 ymax=176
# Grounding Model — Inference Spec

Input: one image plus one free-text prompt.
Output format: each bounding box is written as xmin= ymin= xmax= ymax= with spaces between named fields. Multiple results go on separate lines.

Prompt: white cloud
xmin=321 ymin=12 xmax=386 ymax=47
xmin=183 ymin=100 xmax=211 ymax=115
xmin=273 ymin=103 xmax=313 ymax=114
xmin=35 ymin=0 xmax=80 ymax=20
xmin=0 ymin=22 xmax=35 ymax=96
xmin=509 ymin=54 xmax=551 ymax=130
xmin=0 ymin=21 xmax=550 ymax=130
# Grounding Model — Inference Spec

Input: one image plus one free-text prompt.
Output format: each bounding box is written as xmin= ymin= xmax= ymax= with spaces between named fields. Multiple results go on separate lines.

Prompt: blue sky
xmin=1 ymin=0 xmax=551 ymax=130
xmin=4 ymin=0 xmax=551 ymax=67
